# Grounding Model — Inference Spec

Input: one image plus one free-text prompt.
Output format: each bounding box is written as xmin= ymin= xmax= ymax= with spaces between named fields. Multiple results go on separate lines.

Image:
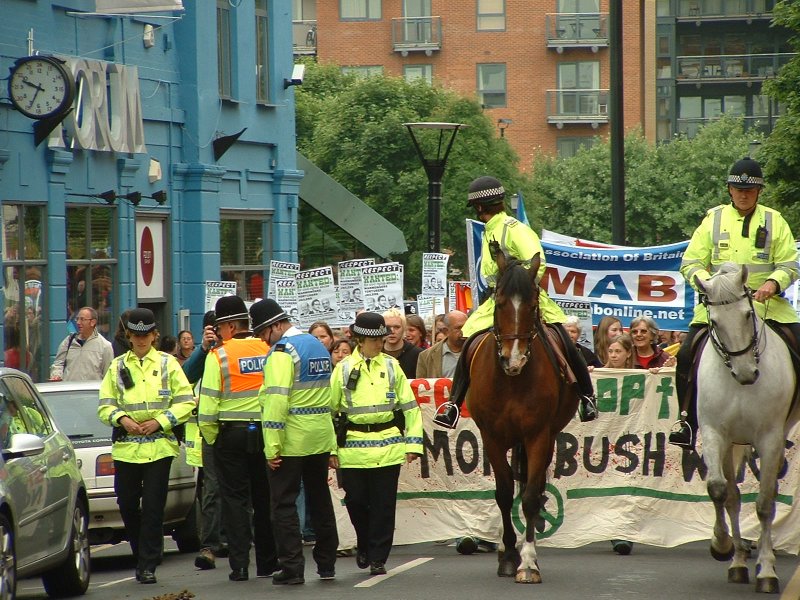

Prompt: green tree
xmin=295 ymin=62 xmax=527 ymax=295
xmin=760 ymin=0 xmax=800 ymax=231
xmin=525 ymin=117 xmax=759 ymax=245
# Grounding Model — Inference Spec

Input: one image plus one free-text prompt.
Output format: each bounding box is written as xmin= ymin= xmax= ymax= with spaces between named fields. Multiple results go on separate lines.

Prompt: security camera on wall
xmin=284 ymin=64 xmax=305 ymax=88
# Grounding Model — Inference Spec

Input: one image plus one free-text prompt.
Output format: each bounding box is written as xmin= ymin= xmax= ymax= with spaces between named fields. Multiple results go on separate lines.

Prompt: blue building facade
xmin=0 ymin=0 xmax=301 ymax=381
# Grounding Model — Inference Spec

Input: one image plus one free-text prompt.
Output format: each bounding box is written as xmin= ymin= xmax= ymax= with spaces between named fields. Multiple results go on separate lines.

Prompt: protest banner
xmin=361 ymin=263 xmax=403 ymax=312
xmin=295 ymin=267 xmax=337 ymax=329
xmin=204 ymin=280 xmax=237 ymax=312
xmin=329 ymin=370 xmax=800 ymax=554
xmin=267 ymin=260 xmax=300 ymax=298
xmin=422 ymin=253 xmax=449 ymax=297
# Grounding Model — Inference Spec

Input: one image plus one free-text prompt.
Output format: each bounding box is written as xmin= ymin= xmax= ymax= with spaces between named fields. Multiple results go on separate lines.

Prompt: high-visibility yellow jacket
xmin=463 ymin=212 xmax=565 ymax=337
xmin=198 ymin=336 xmax=268 ymax=445
xmin=330 ymin=348 xmax=423 ymax=468
xmin=184 ymin=409 xmax=202 ymax=467
xmin=681 ymin=203 xmax=799 ymax=325
xmin=260 ymin=328 xmax=335 ymax=459
xmin=98 ymin=348 xmax=195 ymax=463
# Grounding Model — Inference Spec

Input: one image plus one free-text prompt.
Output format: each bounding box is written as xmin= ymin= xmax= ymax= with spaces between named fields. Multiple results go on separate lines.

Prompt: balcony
xmin=675 ymin=53 xmax=795 ymax=84
xmin=293 ymin=20 xmax=317 ymax=55
xmin=546 ymin=89 xmax=610 ymax=128
xmin=676 ymin=0 xmax=774 ymax=22
xmin=676 ymin=115 xmax=778 ymax=138
xmin=392 ymin=16 xmax=442 ymax=56
xmin=546 ymin=13 xmax=609 ymax=53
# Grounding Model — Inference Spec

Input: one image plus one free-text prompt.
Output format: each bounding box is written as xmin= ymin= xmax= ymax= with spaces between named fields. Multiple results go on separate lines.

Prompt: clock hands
xmin=21 ymin=78 xmax=45 ymax=111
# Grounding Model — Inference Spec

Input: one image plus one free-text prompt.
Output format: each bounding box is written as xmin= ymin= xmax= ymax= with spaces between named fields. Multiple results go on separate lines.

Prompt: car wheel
xmin=0 ymin=514 xmax=16 ymax=600
xmin=42 ymin=500 xmax=90 ymax=598
xmin=172 ymin=500 xmax=200 ymax=553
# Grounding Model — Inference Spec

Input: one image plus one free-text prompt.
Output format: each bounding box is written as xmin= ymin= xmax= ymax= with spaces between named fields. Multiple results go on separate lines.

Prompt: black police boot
xmin=432 ymin=402 xmax=460 ymax=429
xmin=578 ymin=394 xmax=597 ymax=423
xmin=668 ymin=421 xmax=694 ymax=449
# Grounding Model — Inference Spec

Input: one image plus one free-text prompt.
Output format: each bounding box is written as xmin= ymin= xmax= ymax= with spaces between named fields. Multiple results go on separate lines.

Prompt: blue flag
xmin=516 ymin=190 xmax=530 ymax=226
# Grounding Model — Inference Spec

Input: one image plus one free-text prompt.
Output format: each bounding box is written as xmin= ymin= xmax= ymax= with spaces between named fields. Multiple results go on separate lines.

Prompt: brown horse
xmin=466 ymin=241 xmax=578 ymax=584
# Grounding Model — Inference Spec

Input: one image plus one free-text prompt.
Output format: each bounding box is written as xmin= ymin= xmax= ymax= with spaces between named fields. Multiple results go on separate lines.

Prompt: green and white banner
xmin=331 ymin=370 xmax=800 ymax=553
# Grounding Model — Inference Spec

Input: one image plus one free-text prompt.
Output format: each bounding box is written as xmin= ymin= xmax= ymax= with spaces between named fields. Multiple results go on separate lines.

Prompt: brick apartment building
xmin=293 ymin=1 xmax=792 ymax=163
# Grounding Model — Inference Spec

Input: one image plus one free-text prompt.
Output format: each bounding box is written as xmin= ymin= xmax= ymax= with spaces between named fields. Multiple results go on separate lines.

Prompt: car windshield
xmin=39 ymin=389 xmax=108 ymax=438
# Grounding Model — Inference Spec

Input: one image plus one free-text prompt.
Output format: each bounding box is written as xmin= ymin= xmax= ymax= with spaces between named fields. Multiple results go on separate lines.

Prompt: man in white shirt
xmin=50 ymin=306 xmax=113 ymax=381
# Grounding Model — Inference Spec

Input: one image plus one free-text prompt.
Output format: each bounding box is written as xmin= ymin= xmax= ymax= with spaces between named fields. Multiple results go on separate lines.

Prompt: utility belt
xmin=346 ymin=420 xmax=395 ymax=433
xmin=334 ymin=411 xmax=405 ymax=447
xmin=219 ymin=420 xmax=262 ymax=453
xmin=219 ymin=420 xmax=253 ymax=429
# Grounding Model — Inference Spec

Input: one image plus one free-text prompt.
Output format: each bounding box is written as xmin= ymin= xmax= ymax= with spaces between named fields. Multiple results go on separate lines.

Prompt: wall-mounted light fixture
xmin=67 ymin=190 xmax=168 ymax=205
xmin=497 ymin=118 xmax=513 ymax=138
xmin=284 ymin=64 xmax=305 ymax=89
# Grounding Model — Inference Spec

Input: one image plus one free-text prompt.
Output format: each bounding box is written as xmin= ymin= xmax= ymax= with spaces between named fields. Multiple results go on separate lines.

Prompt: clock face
xmin=8 ymin=56 xmax=75 ymax=120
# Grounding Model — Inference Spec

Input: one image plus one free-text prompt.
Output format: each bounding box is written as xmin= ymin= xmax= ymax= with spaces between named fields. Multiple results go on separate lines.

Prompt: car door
xmin=0 ymin=376 xmax=70 ymax=562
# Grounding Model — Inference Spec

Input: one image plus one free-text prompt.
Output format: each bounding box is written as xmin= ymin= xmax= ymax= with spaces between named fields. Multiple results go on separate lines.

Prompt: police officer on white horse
xmin=670 ymin=157 xmax=800 ymax=448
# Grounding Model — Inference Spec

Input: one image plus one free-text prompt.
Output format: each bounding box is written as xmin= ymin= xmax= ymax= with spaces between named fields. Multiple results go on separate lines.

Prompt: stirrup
xmin=668 ymin=420 xmax=694 ymax=448
xmin=578 ymin=395 xmax=597 ymax=423
xmin=433 ymin=402 xmax=460 ymax=429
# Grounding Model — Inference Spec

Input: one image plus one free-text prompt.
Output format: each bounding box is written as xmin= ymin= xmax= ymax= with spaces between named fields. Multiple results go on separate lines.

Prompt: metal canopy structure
xmin=297 ymin=153 xmax=408 ymax=258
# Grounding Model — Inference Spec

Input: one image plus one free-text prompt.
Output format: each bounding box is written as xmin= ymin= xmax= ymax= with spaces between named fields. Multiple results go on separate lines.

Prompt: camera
xmin=119 ymin=364 xmax=135 ymax=389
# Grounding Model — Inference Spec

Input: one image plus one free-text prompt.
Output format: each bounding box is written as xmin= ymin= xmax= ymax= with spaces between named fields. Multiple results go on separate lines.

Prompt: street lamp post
xmin=404 ymin=122 xmax=465 ymax=253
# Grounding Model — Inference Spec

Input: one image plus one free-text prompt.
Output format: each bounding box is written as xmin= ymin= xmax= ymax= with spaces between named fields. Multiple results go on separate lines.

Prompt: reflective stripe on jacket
xmin=463 ymin=212 xmax=565 ymax=337
xmin=260 ymin=328 xmax=335 ymax=458
xmin=98 ymin=348 xmax=195 ymax=463
xmin=330 ymin=348 xmax=423 ymax=468
xmin=198 ymin=336 xmax=269 ymax=444
xmin=681 ymin=203 xmax=799 ymax=324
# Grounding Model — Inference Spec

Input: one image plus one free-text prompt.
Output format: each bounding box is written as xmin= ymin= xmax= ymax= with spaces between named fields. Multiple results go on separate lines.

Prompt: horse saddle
xmin=544 ymin=324 xmax=577 ymax=386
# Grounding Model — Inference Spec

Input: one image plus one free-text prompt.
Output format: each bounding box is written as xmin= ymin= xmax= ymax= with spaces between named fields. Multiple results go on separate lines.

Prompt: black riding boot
xmin=555 ymin=324 xmax=597 ymax=422
xmin=668 ymin=326 xmax=704 ymax=448
xmin=433 ymin=331 xmax=480 ymax=429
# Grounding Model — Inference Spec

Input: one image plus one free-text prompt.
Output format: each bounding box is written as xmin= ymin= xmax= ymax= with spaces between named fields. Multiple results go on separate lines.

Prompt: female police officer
xmin=330 ymin=312 xmax=423 ymax=576
xmin=98 ymin=308 xmax=195 ymax=584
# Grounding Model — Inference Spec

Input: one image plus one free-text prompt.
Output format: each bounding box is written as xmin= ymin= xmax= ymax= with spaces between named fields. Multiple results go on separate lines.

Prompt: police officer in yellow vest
xmin=433 ymin=176 xmax=597 ymax=429
xmin=330 ymin=312 xmax=423 ymax=576
xmin=670 ymin=157 xmax=800 ymax=448
xmin=98 ymin=308 xmax=195 ymax=585
xmin=198 ymin=296 xmax=278 ymax=582
xmin=251 ymin=298 xmax=338 ymax=584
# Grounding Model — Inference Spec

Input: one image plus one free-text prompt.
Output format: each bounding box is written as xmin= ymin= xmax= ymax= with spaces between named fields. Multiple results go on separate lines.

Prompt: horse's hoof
xmin=710 ymin=543 xmax=735 ymax=562
xmin=514 ymin=568 xmax=542 ymax=584
xmin=497 ymin=561 xmax=517 ymax=577
xmin=755 ymin=577 xmax=780 ymax=594
xmin=728 ymin=566 xmax=749 ymax=584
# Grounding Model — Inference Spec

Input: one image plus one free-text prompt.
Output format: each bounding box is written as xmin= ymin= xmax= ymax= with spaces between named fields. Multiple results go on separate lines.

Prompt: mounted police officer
xmin=251 ymin=298 xmax=339 ymax=584
xmin=198 ymin=295 xmax=278 ymax=581
xmin=670 ymin=157 xmax=800 ymax=448
xmin=98 ymin=308 xmax=195 ymax=585
xmin=433 ymin=176 xmax=597 ymax=429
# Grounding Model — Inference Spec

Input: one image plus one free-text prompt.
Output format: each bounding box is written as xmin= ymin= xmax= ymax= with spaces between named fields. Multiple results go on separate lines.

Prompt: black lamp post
xmin=404 ymin=122 xmax=465 ymax=253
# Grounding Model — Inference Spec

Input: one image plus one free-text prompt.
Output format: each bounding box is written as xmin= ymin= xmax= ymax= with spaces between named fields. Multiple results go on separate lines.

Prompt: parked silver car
xmin=36 ymin=381 xmax=200 ymax=553
xmin=0 ymin=368 xmax=90 ymax=599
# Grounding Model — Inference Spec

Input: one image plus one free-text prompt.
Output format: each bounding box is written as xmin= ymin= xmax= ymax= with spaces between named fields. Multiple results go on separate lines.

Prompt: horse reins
xmin=492 ymin=299 xmax=541 ymax=362
xmin=702 ymin=287 xmax=763 ymax=370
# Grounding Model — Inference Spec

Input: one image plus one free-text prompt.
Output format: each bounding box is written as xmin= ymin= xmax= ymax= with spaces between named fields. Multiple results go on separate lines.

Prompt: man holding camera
xmin=198 ymin=296 xmax=278 ymax=582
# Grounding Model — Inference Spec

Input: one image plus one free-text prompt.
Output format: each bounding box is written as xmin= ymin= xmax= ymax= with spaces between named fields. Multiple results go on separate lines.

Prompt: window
xmin=2 ymin=204 xmax=47 ymax=381
xmin=341 ymin=0 xmax=381 ymax=20
xmin=404 ymin=64 xmax=432 ymax=84
xmin=557 ymin=137 xmax=594 ymax=158
xmin=217 ymin=0 xmax=233 ymax=98
xmin=557 ymin=61 xmax=599 ymax=115
xmin=341 ymin=65 xmax=384 ymax=78
xmin=477 ymin=0 xmax=505 ymax=30
xmin=1 ymin=377 xmax=50 ymax=438
xmin=558 ymin=0 xmax=599 ymax=11
xmin=220 ymin=214 xmax=271 ymax=302
xmin=65 ymin=206 xmax=116 ymax=341
xmin=256 ymin=0 xmax=270 ymax=103
xmin=477 ymin=63 xmax=506 ymax=108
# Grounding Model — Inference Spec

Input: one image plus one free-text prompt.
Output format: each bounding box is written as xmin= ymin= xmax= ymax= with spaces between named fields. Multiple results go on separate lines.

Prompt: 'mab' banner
xmin=466 ymin=220 xmax=694 ymax=330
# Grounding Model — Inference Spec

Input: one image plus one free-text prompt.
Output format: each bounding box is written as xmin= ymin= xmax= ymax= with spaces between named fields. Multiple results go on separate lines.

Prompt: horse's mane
xmin=709 ymin=263 xmax=745 ymax=303
xmin=496 ymin=258 xmax=537 ymax=305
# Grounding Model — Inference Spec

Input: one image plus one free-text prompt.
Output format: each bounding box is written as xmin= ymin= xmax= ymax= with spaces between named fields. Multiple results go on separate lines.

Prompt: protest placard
xmin=421 ymin=253 xmax=449 ymax=297
xmin=361 ymin=263 xmax=403 ymax=312
xmin=205 ymin=280 xmax=237 ymax=312
xmin=267 ymin=260 xmax=300 ymax=298
xmin=296 ymin=267 xmax=337 ymax=329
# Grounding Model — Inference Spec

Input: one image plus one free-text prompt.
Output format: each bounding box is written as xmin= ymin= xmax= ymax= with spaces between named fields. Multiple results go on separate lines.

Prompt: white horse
xmin=695 ymin=263 xmax=799 ymax=594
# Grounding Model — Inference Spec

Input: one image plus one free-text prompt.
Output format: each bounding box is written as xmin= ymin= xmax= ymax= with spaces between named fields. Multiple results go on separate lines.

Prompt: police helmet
xmin=727 ymin=157 xmax=764 ymax=190
xmin=466 ymin=176 xmax=506 ymax=207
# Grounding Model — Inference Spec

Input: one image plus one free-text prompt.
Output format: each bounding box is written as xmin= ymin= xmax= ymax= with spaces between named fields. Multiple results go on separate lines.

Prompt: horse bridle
xmin=702 ymin=287 xmax=762 ymax=369
xmin=492 ymin=300 xmax=541 ymax=363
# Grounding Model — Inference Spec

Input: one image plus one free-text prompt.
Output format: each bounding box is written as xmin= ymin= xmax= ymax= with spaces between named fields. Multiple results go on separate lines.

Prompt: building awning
xmin=297 ymin=153 xmax=408 ymax=258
